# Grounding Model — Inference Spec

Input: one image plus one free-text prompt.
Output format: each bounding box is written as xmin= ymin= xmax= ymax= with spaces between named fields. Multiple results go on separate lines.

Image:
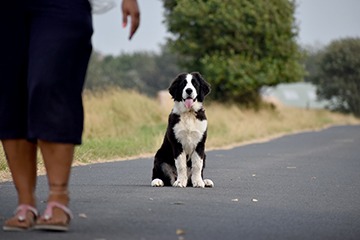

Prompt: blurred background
xmin=92 ymin=0 xmax=360 ymax=55
xmin=88 ymin=0 xmax=360 ymax=115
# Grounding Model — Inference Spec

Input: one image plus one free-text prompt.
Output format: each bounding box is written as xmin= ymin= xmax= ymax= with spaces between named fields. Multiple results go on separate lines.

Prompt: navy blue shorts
xmin=0 ymin=0 xmax=93 ymax=144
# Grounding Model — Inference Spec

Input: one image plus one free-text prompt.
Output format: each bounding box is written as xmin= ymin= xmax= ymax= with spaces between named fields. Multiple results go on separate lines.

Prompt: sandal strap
xmin=42 ymin=201 xmax=73 ymax=221
xmin=14 ymin=204 xmax=38 ymax=222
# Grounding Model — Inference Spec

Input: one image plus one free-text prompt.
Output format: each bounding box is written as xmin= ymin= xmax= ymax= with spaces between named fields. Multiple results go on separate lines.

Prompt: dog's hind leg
xmin=161 ymin=163 xmax=177 ymax=185
xmin=203 ymin=179 xmax=214 ymax=188
xmin=201 ymin=154 xmax=214 ymax=187
xmin=151 ymin=178 xmax=164 ymax=187
xmin=151 ymin=162 xmax=165 ymax=187
xmin=151 ymin=163 xmax=177 ymax=187
xmin=151 ymin=166 xmax=165 ymax=187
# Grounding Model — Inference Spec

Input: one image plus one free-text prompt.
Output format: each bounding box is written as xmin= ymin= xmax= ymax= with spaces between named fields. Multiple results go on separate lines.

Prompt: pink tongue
xmin=184 ymin=98 xmax=194 ymax=109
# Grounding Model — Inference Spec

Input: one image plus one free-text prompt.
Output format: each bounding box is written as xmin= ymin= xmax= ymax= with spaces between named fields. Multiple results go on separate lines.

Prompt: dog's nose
xmin=185 ymin=88 xmax=193 ymax=95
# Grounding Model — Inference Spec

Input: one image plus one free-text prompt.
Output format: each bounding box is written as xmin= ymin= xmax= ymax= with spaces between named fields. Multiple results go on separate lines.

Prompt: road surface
xmin=1 ymin=125 xmax=359 ymax=240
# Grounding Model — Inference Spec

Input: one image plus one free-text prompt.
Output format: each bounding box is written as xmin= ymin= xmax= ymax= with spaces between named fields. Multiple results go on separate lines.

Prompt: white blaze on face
xmin=183 ymin=74 xmax=197 ymax=109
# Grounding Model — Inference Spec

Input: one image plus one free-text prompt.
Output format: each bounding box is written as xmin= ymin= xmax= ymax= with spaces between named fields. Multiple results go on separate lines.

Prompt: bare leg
xmin=37 ymin=140 xmax=74 ymax=225
xmin=2 ymin=139 xmax=37 ymax=205
xmin=2 ymin=139 xmax=38 ymax=228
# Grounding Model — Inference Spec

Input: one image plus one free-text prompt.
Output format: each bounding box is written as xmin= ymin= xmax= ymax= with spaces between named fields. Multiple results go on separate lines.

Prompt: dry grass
xmin=1 ymin=88 xmax=359 ymax=181
xmin=206 ymin=103 xmax=358 ymax=148
xmin=76 ymin=88 xmax=167 ymax=163
xmin=83 ymin=88 xmax=167 ymax=139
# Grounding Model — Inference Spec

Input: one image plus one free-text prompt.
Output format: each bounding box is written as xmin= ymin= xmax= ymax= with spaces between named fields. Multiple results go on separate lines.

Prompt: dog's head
xmin=169 ymin=72 xmax=211 ymax=112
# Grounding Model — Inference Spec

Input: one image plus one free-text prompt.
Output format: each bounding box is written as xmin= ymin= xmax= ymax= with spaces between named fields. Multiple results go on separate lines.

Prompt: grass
xmin=205 ymin=103 xmax=354 ymax=148
xmin=1 ymin=88 xmax=359 ymax=181
xmin=76 ymin=88 xmax=168 ymax=163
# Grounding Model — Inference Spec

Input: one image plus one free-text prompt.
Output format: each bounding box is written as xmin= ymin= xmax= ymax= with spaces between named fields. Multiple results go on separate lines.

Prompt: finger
xmin=129 ymin=12 xmax=140 ymax=40
xmin=122 ymin=11 xmax=128 ymax=28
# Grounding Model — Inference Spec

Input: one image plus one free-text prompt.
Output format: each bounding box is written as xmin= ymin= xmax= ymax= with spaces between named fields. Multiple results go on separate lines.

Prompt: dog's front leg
xmin=191 ymin=152 xmax=205 ymax=188
xmin=173 ymin=152 xmax=188 ymax=187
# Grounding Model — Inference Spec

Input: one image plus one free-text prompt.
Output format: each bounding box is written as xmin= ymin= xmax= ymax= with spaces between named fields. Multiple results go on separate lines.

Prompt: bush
xmin=308 ymin=38 xmax=360 ymax=117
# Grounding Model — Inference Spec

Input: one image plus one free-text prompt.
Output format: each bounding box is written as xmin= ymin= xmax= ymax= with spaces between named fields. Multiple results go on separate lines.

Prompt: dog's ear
xmin=168 ymin=73 xmax=183 ymax=100
xmin=192 ymin=72 xmax=211 ymax=100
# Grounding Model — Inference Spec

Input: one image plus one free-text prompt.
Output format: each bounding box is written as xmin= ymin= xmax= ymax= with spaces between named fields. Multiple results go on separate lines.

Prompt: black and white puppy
xmin=151 ymin=72 xmax=214 ymax=188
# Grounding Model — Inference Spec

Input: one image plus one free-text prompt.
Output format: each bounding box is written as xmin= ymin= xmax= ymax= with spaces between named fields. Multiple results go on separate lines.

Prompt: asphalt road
xmin=1 ymin=125 xmax=360 ymax=240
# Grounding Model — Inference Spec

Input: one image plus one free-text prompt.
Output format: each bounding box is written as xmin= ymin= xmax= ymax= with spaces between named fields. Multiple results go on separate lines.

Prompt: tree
xmin=308 ymin=38 xmax=360 ymax=117
xmin=302 ymin=43 xmax=325 ymax=83
xmin=85 ymin=45 xmax=181 ymax=96
xmin=85 ymin=51 xmax=108 ymax=90
xmin=162 ymin=0 xmax=304 ymax=105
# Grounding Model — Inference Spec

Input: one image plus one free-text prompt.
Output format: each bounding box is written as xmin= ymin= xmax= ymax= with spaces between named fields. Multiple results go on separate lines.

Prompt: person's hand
xmin=121 ymin=0 xmax=140 ymax=40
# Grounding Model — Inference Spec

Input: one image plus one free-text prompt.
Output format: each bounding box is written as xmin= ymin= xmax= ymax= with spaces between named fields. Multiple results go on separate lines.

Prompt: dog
xmin=151 ymin=72 xmax=214 ymax=188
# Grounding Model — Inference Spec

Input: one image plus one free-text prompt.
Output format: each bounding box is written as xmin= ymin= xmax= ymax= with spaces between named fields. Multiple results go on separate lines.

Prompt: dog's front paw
xmin=192 ymin=178 xmax=205 ymax=188
xmin=173 ymin=179 xmax=187 ymax=188
xmin=151 ymin=178 xmax=164 ymax=187
xmin=203 ymin=179 xmax=214 ymax=188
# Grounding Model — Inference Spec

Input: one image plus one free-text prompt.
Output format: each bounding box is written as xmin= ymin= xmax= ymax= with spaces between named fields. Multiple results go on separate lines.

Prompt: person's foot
xmin=3 ymin=205 xmax=38 ymax=231
xmin=35 ymin=201 xmax=73 ymax=231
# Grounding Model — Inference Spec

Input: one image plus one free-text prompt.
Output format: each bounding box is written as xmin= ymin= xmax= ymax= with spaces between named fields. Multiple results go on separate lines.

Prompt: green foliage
xmin=303 ymin=47 xmax=322 ymax=83
xmin=85 ymin=46 xmax=181 ymax=96
xmin=162 ymin=0 xmax=304 ymax=104
xmin=307 ymin=38 xmax=360 ymax=117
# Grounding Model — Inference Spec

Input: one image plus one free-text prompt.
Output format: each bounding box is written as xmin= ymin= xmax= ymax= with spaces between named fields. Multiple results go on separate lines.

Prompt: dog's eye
xmin=191 ymin=79 xmax=199 ymax=88
xmin=181 ymin=81 xmax=187 ymax=88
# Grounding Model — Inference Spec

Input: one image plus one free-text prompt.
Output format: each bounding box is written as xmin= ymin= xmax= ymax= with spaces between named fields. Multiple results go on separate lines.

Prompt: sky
xmin=91 ymin=0 xmax=360 ymax=56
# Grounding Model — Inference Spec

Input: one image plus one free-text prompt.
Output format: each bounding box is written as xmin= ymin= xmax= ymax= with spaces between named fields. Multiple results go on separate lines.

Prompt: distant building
xmin=261 ymin=82 xmax=328 ymax=109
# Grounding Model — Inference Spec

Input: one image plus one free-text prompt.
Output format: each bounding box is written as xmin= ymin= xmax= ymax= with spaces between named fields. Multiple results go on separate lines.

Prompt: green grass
xmin=76 ymin=123 xmax=167 ymax=163
xmin=1 ymin=88 xmax=359 ymax=181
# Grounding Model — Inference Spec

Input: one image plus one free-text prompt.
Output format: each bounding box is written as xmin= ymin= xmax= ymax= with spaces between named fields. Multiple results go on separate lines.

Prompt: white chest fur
xmin=173 ymin=112 xmax=207 ymax=154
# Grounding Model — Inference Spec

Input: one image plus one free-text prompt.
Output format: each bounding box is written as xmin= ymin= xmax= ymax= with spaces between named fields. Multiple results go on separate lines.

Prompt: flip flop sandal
xmin=3 ymin=204 xmax=38 ymax=231
xmin=35 ymin=201 xmax=73 ymax=232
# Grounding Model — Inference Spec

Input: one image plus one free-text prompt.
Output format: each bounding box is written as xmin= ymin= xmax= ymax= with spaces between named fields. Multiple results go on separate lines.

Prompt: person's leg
xmin=27 ymin=0 xmax=92 ymax=230
xmin=36 ymin=140 xmax=74 ymax=225
xmin=2 ymin=140 xmax=37 ymax=206
xmin=0 ymin=1 xmax=38 ymax=231
xmin=2 ymin=140 xmax=38 ymax=229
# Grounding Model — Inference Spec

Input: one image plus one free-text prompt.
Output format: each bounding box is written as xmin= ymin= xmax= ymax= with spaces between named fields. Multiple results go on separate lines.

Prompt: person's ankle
xmin=48 ymin=190 xmax=70 ymax=205
xmin=18 ymin=195 xmax=36 ymax=207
